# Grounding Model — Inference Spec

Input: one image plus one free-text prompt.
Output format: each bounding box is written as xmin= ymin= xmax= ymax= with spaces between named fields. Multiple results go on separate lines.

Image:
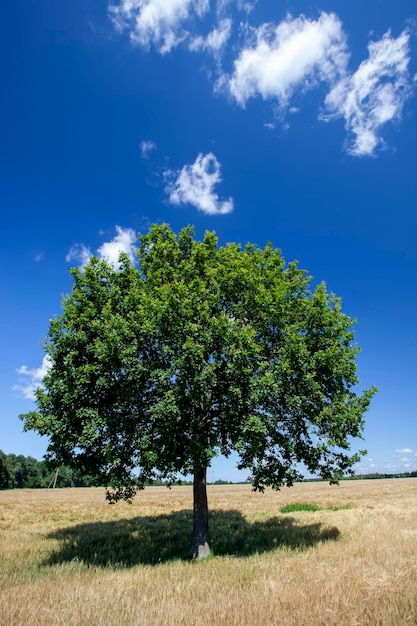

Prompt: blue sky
xmin=1 ymin=0 xmax=416 ymax=481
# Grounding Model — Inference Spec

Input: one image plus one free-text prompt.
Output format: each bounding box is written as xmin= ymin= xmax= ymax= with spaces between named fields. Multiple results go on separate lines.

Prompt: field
xmin=1 ymin=479 xmax=417 ymax=625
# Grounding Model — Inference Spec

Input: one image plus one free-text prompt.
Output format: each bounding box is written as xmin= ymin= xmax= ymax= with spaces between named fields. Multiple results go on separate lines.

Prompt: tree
xmin=0 ymin=450 xmax=11 ymax=489
xmin=21 ymin=224 xmax=376 ymax=558
xmin=7 ymin=454 xmax=27 ymax=489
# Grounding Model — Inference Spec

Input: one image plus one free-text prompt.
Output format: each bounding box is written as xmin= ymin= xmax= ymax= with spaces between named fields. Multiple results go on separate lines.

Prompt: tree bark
xmin=188 ymin=466 xmax=210 ymax=559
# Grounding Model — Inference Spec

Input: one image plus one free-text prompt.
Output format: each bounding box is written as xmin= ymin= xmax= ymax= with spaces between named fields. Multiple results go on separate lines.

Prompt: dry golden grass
xmin=1 ymin=479 xmax=417 ymax=625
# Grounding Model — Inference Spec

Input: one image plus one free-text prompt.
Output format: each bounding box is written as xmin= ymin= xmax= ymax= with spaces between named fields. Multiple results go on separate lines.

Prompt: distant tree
xmin=22 ymin=455 xmax=46 ymax=488
xmin=7 ymin=454 xmax=27 ymax=489
xmin=21 ymin=224 xmax=376 ymax=558
xmin=0 ymin=450 xmax=11 ymax=489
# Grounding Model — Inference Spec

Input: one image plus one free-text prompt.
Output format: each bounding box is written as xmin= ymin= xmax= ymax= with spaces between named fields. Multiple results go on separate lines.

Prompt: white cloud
xmin=66 ymin=226 xmax=137 ymax=270
xmin=140 ymin=139 xmax=157 ymax=158
xmin=97 ymin=226 xmax=137 ymax=267
xmin=189 ymin=18 xmax=232 ymax=56
xmin=395 ymin=448 xmax=413 ymax=454
xmin=165 ymin=152 xmax=234 ymax=215
xmin=66 ymin=243 xmax=92 ymax=269
xmin=109 ymin=0 xmax=210 ymax=53
xmin=324 ymin=30 xmax=413 ymax=156
xmin=227 ymin=12 xmax=348 ymax=108
xmin=217 ymin=0 xmax=256 ymax=15
xmin=224 ymin=14 xmax=413 ymax=155
xmin=13 ymin=356 xmax=52 ymax=401
xmin=237 ymin=0 xmax=257 ymax=13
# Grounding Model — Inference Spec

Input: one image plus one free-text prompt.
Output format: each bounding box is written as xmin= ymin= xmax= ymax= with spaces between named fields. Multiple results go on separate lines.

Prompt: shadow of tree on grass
xmin=43 ymin=509 xmax=340 ymax=568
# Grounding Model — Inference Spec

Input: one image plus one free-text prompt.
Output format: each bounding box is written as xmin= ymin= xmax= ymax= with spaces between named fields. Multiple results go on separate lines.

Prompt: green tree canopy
xmin=21 ymin=224 xmax=376 ymax=558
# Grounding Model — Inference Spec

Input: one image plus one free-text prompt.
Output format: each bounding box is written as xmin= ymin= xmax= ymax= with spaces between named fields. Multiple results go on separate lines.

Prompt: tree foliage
xmin=21 ymin=224 xmax=376 ymax=556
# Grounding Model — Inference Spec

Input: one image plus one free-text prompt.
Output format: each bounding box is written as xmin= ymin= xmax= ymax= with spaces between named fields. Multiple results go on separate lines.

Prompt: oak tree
xmin=21 ymin=225 xmax=376 ymax=558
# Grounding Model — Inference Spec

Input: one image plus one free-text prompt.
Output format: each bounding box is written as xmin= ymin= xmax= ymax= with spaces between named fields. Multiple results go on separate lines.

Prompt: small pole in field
xmin=47 ymin=468 xmax=59 ymax=490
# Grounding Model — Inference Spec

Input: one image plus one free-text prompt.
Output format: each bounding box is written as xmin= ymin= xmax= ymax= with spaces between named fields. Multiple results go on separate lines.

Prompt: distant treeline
xmin=351 ymin=471 xmax=417 ymax=480
xmin=0 ymin=450 xmax=96 ymax=490
xmin=0 ymin=451 xmax=235 ymax=490
xmin=303 ymin=471 xmax=417 ymax=482
xmin=1 ymin=450 xmax=416 ymax=490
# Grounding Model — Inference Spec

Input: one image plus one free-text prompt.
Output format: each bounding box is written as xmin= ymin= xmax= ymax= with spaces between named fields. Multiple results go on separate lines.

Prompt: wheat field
xmin=1 ymin=478 xmax=416 ymax=625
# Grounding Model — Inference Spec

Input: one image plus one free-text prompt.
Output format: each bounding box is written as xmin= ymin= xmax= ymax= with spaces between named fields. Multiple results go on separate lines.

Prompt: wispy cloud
xmin=395 ymin=448 xmax=413 ymax=454
xmin=66 ymin=226 xmax=137 ymax=270
xmin=216 ymin=0 xmax=256 ymax=15
xmin=323 ymin=30 xmax=413 ymax=156
xmin=108 ymin=0 xmax=210 ymax=54
xmin=165 ymin=152 xmax=234 ymax=215
xmin=140 ymin=139 xmax=157 ymax=158
xmin=13 ymin=356 xmax=52 ymax=401
xmin=189 ymin=18 xmax=232 ymax=59
xmin=66 ymin=243 xmax=92 ymax=269
xmin=226 ymin=12 xmax=348 ymax=108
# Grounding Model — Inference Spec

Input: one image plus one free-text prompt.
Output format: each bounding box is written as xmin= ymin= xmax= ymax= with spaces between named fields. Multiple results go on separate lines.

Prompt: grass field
xmin=1 ymin=478 xmax=416 ymax=625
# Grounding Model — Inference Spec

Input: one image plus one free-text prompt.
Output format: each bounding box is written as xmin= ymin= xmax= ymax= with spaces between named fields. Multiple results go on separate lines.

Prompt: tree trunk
xmin=188 ymin=466 xmax=210 ymax=559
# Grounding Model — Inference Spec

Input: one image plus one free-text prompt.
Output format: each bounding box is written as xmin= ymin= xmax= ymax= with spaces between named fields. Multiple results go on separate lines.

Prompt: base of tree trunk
xmin=188 ymin=466 xmax=210 ymax=560
xmin=187 ymin=541 xmax=211 ymax=560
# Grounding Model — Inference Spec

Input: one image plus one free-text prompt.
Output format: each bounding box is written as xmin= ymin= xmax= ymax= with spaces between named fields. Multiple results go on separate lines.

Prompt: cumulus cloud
xmin=140 ymin=139 xmax=157 ymax=158
xmin=395 ymin=448 xmax=413 ymax=454
xmin=165 ymin=152 xmax=234 ymax=215
xmin=324 ymin=30 xmax=413 ymax=156
xmin=227 ymin=12 xmax=348 ymax=108
xmin=13 ymin=356 xmax=52 ymax=401
xmin=97 ymin=226 xmax=137 ymax=266
xmin=66 ymin=226 xmax=137 ymax=270
xmin=108 ymin=0 xmax=210 ymax=53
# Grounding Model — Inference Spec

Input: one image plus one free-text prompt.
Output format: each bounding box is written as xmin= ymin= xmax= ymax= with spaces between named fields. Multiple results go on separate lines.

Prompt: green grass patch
xmin=280 ymin=502 xmax=320 ymax=513
xmin=280 ymin=502 xmax=355 ymax=514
